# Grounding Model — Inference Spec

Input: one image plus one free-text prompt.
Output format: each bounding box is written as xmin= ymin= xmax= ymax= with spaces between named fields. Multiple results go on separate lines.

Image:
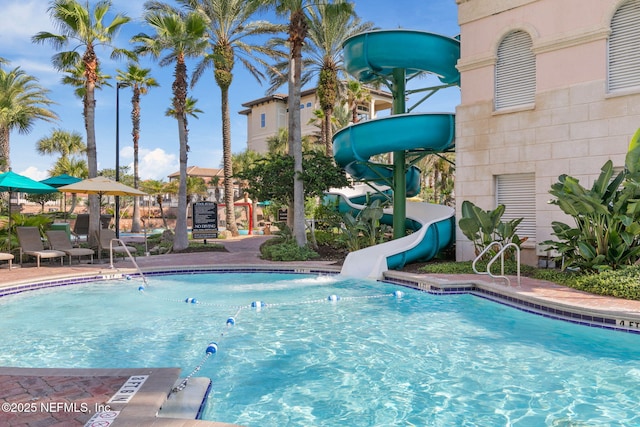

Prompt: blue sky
xmin=0 ymin=0 xmax=459 ymax=182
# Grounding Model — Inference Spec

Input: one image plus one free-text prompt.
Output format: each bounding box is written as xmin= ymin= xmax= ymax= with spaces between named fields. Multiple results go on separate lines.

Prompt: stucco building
xmin=239 ymin=87 xmax=393 ymax=154
xmin=455 ymin=0 xmax=640 ymax=265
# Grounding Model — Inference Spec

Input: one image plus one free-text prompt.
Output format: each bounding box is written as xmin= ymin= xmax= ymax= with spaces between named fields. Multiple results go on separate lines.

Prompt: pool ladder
xmin=108 ymin=238 xmax=148 ymax=286
xmin=472 ymin=241 xmax=521 ymax=287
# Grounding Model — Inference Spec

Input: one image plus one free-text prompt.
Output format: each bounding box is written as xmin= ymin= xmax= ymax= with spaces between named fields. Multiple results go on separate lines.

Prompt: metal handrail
xmin=109 ymin=238 xmax=148 ymax=286
xmin=472 ymin=241 xmax=521 ymax=287
xmin=472 ymin=242 xmax=503 ymax=275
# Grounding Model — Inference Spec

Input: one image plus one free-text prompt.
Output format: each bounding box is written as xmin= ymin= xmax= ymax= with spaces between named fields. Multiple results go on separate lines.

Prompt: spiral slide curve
xmin=330 ymin=30 xmax=459 ymax=279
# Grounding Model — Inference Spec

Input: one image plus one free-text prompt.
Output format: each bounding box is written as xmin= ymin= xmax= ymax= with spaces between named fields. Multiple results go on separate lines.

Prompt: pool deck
xmin=2 ymin=234 xmax=640 ymax=426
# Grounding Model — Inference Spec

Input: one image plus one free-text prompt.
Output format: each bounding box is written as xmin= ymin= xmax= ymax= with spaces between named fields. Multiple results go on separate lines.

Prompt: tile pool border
xmin=383 ymin=274 xmax=640 ymax=334
xmin=2 ymin=265 xmax=639 ymax=335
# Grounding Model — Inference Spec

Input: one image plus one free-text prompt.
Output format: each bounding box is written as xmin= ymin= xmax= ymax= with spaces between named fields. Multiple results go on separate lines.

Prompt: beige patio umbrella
xmin=57 ymin=176 xmax=147 ymax=242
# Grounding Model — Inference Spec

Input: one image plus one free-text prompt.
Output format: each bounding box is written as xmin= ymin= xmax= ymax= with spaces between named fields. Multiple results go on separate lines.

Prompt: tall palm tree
xmin=265 ymin=2 xmax=367 ymax=155
xmin=307 ymin=4 xmax=370 ymax=155
xmin=255 ymin=0 xmax=353 ymax=246
xmin=0 ymin=66 xmax=58 ymax=172
xmin=174 ymin=0 xmax=282 ymax=238
xmin=116 ymin=64 xmax=159 ymax=233
xmin=133 ymin=2 xmax=208 ymax=251
xmin=33 ymin=0 xmax=131 ymax=242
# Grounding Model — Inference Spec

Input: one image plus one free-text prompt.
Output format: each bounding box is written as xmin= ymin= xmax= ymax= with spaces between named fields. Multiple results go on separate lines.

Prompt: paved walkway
xmin=3 ymin=234 xmax=640 ymax=426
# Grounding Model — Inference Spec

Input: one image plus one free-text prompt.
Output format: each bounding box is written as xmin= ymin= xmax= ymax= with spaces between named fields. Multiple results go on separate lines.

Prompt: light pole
xmin=115 ymin=82 xmax=130 ymax=238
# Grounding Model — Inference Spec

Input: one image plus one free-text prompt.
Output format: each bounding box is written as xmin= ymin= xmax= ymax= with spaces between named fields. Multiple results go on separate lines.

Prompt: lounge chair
xmin=0 ymin=252 xmax=14 ymax=268
xmin=71 ymin=214 xmax=89 ymax=243
xmin=46 ymin=229 xmax=94 ymax=265
xmin=72 ymin=214 xmax=114 ymax=243
xmin=96 ymin=228 xmax=138 ymax=260
xmin=16 ymin=227 xmax=65 ymax=267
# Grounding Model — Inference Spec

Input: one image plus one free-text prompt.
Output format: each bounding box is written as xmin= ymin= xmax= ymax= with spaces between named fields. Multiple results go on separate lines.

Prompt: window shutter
xmin=608 ymin=0 xmax=640 ymax=91
xmin=496 ymin=173 xmax=536 ymax=239
xmin=495 ymin=31 xmax=536 ymax=109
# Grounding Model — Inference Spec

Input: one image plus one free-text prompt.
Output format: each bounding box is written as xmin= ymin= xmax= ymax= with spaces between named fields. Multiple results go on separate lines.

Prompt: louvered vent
xmin=496 ymin=173 xmax=536 ymax=239
xmin=608 ymin=0 xmax=640 ymax=91
xmin=495 ymin=31 xmax=536 ymax=109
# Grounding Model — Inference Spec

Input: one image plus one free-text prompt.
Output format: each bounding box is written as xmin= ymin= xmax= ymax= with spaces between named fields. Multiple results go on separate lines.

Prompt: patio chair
xmin=96 ymin=228 xmax=138 ymax=260
xmin=0 ymin=252 xmax=14 ymax=268
xmin=46 ymin=229 xmax=94 ymax=265
xmin=16 ymin=227 xmax=65 ymax=267
xmin=71 ymin=214 xmax=89 ymax=243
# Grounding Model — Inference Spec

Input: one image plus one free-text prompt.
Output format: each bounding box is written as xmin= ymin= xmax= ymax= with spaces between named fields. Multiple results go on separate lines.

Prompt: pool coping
xmin=3 ymin=263 xmax=640 ymax=426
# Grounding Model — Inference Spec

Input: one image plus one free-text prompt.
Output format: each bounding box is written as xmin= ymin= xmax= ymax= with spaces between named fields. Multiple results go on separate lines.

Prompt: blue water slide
xmin=331 ymin=30 xmax=459 ymax=279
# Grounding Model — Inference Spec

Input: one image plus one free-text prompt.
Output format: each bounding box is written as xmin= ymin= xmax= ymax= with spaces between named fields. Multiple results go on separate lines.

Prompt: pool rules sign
xmin=192 ymin=201 xmax=218 ymax=239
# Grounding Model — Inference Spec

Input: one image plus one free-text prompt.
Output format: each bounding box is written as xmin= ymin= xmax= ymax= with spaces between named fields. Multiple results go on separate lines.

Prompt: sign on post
xmin=192 ymin=201 xmax=218 ymax=239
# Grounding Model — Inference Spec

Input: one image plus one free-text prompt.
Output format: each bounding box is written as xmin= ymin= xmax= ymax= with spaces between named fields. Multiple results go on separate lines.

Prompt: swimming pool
xmin=2 ymin=271 xmax=640 ymax=426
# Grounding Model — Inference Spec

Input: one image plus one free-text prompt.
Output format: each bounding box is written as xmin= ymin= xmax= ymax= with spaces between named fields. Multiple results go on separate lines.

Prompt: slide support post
xmin=392 ymin=67 xmax=407 ymax=239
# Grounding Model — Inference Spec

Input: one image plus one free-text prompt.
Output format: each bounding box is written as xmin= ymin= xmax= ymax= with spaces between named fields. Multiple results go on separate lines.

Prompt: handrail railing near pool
xmin=472 ymin=241 xmax=521 ymax=287
xmin=109 ymin=238 xmax=148 ymax=285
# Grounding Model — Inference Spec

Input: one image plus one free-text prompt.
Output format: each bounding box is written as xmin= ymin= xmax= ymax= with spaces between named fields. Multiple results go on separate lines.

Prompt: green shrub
xmin=571 ymin=265 xmax=640 ymax=300
xmin=260 ymin=239 xmax=319 ymax=261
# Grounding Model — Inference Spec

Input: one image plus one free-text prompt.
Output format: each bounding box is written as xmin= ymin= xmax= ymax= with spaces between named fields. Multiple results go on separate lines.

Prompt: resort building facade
xmin=455 ymin=0 xmax=640 ymax=265
xmin=239 ymin=87 xmax=393 ymax=154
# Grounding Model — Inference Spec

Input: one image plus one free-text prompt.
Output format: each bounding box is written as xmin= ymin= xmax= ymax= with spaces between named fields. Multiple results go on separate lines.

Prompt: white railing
xmin=472 ymin=241 xmax=521 ymax=287
xmin=109 ymin=238 xmax=148 ymax=286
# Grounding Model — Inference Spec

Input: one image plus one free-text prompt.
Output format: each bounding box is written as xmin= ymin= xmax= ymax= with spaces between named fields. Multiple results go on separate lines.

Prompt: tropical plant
xmin=542 ymin=129 xmax=640 ymax=271
xmin=0 ymin=65 xmax=58 ymax=172
xmin=177 ymin=0 xmax=283 ymax=238
xmin=459 ymin=200 xmax=526 ymax=257
xmin=140 ymin=179 xmax=171 ymax=229
xmin=116 ymin=63 xmax=159 ymax=233
xmin=235 ymin=150 xmax=349 ymax=208
xmin=346 ymin=79 xmax=371 ymax=124
xmin=33 ymin=0 xmax=132 ymax=242
xmin=133 ymin=2 xmax=208 ymax=251
xmin=338 ymin=198 xmax=390 ymax=251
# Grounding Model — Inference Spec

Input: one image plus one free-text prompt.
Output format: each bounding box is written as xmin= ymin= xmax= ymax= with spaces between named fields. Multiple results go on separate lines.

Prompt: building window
xmin=300 ymin=104 xmax=304 ymax=109
xmin=608 ymin=0 xmax=640 ymax=92
xmin=306 ymin=102 xmax=312 ymax=108
xmin=260 ymin=113 xmax=266 ymax=128
xmin=495 ymin=30 xmax=536 ymax=110
xmin=496 ymin=173 xmax=536 ymax=240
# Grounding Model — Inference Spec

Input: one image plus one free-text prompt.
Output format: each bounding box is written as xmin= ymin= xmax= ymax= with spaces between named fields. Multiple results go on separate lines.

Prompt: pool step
xmin=158 ymin=377 xmax=212 ymax=420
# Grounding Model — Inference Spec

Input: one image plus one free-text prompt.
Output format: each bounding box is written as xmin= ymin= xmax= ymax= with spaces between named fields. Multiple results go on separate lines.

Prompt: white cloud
xmin=126 ymin=148 xmax=177 ymax=181
xmin=0 ymin=1 xmax=53 ymax=44
xmin=18 ymin=166 xmax=49 ymax=181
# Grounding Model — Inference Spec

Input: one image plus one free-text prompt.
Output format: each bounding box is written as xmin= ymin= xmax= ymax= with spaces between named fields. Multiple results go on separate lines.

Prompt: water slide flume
xmin=332 ymin=30 xmax=460 ymax=279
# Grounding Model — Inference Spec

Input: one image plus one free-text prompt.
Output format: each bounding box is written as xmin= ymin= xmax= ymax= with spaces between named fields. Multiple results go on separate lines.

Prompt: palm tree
xmin=265 ymin=2 xmax=368 ymax=155
xmin=255 ymin=0 xmax=353 ymax=246
xmin=0 ymin=66 xmax=58 ymax=172
xmin=116 ymin=64 xmax=159 ymax=233
xmin=140 ymin=179 xmax=170 ymax=229
xmin=346 ymin=79 xmax=371 ymax=124
xmin=133 ymin=2 xmax=208 ymax=251
xmin=307 ymin=4 xmax=371 ymax=154
xmin=33 ymin=0 xmax=131 ymax=242
xmin=174 ymin=0 xmax=282 ymax=238
xmin=61 ymin=61 xmax=112 ymax=100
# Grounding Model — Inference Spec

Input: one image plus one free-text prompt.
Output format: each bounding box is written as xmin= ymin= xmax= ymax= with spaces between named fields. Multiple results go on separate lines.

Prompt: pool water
xmin=1 ymin=272 xmax=640 ymax=426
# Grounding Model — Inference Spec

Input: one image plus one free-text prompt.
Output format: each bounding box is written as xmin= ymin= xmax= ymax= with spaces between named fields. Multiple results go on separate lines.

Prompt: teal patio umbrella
xmin=0 ymin=170 xmax=58 ymax=251
xmin=40 ymin=174 xmax=83 ymax=218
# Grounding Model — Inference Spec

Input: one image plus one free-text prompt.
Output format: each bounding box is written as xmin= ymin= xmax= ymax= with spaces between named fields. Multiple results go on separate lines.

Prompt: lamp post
xmin=115 ymin=82 xmax=130 ymax=238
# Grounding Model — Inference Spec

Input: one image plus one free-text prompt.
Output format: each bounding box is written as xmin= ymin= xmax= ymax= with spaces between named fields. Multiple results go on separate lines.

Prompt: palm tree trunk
xmin=131 ymin=89 xmax=142 ymax=233
xmin=0 ymin=126 xmax=10 ymax=172
xmin=221 ymin=84 xmax=238 ymax=236
xmin=84 ymin=57 xmax=100 ymax=246
xmin=290 ymin=9 xmax=307 ymax=247
xmin=173 ymin=58 xmax=189 ymax=251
